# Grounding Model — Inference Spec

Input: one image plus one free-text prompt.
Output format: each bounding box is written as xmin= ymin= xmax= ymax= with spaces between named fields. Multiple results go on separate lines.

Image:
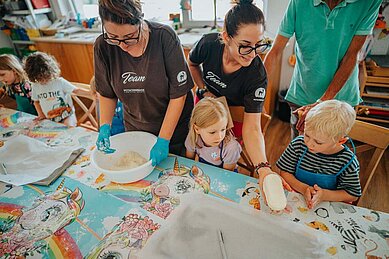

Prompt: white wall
xmin=264 ymin=0 xmax=294 ymax=91
xmin=370 ymin=6 xmax=389 ymax=55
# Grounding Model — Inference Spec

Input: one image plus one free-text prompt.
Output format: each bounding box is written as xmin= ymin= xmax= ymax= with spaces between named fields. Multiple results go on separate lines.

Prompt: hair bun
xmin=233 ymin=0 xmax=254 ymax=5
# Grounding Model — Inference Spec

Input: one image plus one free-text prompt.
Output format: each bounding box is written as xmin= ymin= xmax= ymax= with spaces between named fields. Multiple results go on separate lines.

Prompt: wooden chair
xmin=71 ymin=82 xmax=99 ymax=131
xmin=229 ymin=106 xmax=272 ymax=176
xmin=348 ymin=120 xmax=389 ymax=206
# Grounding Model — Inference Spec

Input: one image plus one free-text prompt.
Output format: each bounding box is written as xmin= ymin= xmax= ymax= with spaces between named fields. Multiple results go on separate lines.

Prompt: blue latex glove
xmin=150 ymin=137 xmax=170 ymax=166
xmin=10 ymin=113 xmax=18 ymax=123
xmin=96 ymin=124 xmax=116 ymax=154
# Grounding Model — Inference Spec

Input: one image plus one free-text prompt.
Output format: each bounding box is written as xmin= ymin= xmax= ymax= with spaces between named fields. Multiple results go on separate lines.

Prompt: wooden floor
xmin=2 ymin=97 xmax=388 ymax=213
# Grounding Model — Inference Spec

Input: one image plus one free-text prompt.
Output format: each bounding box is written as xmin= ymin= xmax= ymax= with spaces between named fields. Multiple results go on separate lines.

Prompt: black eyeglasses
xmin=102 ymin=23 xmax=142 ymax=46
xmin=230 ymin=37 xmax=270 ymax=55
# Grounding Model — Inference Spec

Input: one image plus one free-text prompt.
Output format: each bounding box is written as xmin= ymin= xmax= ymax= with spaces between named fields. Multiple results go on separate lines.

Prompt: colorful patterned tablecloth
xmin=0 ymin=108 xmax=388 ymax=258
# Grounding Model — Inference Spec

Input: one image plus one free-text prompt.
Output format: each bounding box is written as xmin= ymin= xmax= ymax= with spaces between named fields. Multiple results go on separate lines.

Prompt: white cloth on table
xmin=0 ymin=135 xmax=81 ymax=186
xmin=139 ymin=193 xmax=333 ymax=259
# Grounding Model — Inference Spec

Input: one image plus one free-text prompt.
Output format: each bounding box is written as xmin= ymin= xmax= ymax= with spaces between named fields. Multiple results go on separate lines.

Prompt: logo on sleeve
xmin=254 ymin=88 xmax=266 ymax=101
xmin=177 ymin=71 xmax=187 ymax=86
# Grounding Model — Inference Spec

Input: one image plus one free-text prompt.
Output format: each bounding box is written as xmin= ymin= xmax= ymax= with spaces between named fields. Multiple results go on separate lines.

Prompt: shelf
xmin=366 ymin=75 xmax=389 ymax=84
xmin=9 ymin=8 xmax=51 ymax=15
xmin=362 ymin=93 xmax=389 ymax=99
xmin=12 ymin=40 xmax=35 ymax=44
xmin=356 ymin=105 xmax=389 ymax=112
xmin=365 ymin=82 xmax=389 ymax=88
xmin=357 ymin=116 xmax=389 ymax=124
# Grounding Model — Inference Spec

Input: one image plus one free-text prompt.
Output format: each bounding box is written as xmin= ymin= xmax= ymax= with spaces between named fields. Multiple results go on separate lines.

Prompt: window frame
xmin=181 ymin=0 xmax=267 ymax=29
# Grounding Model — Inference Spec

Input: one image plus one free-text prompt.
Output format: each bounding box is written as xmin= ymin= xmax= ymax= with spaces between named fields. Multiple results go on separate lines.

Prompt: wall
xmin=370 ymin=6 xmax=389 ymax=55
xmin=264 ymin=0 xmax=294 ymax=91
xmin=49 ymin=0 xmax=75 ymax=19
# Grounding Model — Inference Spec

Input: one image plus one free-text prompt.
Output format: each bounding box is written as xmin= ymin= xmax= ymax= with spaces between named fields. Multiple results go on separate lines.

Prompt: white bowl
xmin=91 ymin=131 xmax=157 ymax=183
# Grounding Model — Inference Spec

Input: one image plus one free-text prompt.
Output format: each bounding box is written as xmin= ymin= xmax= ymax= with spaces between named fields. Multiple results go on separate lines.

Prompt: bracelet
xmin=255 ymin=162 xmax=271 ymax=174
xmin=196 ymin=87 xmax=208 ymax=99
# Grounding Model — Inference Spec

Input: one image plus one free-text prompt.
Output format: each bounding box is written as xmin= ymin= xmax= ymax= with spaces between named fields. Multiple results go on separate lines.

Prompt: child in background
xmin=277 ymin=100 xmax=361 ymax=209
xmin=24 ymin=52 xmax=87 ymax=127
xmin=185 ymin=97 xmax=242 ymax=172
xmin=90 ymin=76 xmax=124 ymax=135
xmin=0 ymin=54 xmax=37 ymax=115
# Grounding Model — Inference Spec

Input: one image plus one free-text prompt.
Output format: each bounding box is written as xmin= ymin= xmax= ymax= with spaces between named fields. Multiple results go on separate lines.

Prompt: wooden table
xmin=0 ymin=108 xmax=388 ymax=258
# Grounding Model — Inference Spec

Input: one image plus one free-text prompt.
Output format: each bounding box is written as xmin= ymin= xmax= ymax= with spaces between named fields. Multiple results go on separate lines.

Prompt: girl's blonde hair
xmin=0 ymin=54 xmax=27 ymax=84
xmin=24 ymin=51 xmax=60 ymax=83
xmin=188 ymin=97 xmax=233 ymax=148
xmin=305 ymin=100 xmax=356 ymax=142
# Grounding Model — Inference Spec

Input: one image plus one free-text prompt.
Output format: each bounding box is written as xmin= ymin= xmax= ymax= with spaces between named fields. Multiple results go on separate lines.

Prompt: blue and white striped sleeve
xmin=337 ymin=158 xmax=362 ymax=197
xmin=276 ymin=139 xmax=299 ymax=174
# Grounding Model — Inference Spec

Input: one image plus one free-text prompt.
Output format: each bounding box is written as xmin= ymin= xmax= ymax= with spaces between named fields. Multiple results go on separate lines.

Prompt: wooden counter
xmin=34 ymin=41 xmax=94 ymax=84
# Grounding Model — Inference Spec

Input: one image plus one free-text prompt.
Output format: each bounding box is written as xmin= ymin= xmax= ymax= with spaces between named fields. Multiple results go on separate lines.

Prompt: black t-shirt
xmin=94 ymin=21 xmax=194 ymax=144
xmin=189 ymin=33 xmax=267 ymax=113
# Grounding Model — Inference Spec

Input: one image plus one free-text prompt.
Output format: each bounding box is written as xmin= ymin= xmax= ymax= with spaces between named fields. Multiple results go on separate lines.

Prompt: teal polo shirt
xmin=279 ymin=0 xmax=380 ymax=106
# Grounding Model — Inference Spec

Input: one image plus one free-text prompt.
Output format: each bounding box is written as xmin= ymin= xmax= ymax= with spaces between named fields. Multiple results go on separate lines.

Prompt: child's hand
xmin=310 ymin=184 xmax=324 ymax=208
xmin=303 ymin=186 xmax=316 ymax=209
xmin=281 ymin=176 xmax=293 ymax=192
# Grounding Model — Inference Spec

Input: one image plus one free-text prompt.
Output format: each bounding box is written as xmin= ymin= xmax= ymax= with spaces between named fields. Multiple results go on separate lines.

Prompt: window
xmin=142 ymin=1 xmax=181 ymax=21
xmin=76 ymin=0 xmax=180 ymax=20
xmin=77 ymin=0 xmax=98 ymax=19
xmin=182 ymin=0 xmax=265 ymax=28
xmin=75 ymin=0 xmax=265 ymax=27
xmin=83 ymin=3 xmax=98 ymax=19
xmin=191 ymin=0 xmax=232 ymax=21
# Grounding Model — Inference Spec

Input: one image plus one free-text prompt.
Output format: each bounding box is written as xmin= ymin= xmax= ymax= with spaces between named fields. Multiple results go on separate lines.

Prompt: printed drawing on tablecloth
xmin=0 ymin=112 xmax=68 ymax=142
xmin=140 ymin=157 xmax=211 ymax=219
xmin=0 ymin=179 xmax=84 ymax=258
xmin=236 ymin=181 xmax=293 ymax=214
xmin=0 ymin=177 xmax=143 ymax=258
xmin=86 ymin=212 xmax=161 ymax=259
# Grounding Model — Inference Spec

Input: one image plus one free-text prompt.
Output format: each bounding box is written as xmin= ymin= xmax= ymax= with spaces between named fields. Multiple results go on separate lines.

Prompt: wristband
xmin=255 ymin=162 xmax=271 ymax=175
xmin=196 ymin=87 xmax=208 ymax=99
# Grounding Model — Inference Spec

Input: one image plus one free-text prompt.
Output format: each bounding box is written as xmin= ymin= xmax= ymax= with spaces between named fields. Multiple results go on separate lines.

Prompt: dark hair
xmin=224 ymin=0 xmax=265 ymax=37
xmin=24 ymin=52 xmax=60 ymax=83
xmin=99 ymin=0 xmax=143 ymax=25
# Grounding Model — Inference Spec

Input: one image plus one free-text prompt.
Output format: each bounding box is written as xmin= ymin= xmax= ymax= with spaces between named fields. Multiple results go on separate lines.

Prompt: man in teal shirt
xmin=264 ymin=0 xmax=381 ymax=138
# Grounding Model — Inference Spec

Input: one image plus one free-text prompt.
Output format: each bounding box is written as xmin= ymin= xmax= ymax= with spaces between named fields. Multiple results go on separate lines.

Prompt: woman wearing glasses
xmin=189 ymin=0 xmax=288 ymax=195
xmin=94 ymin=0 xmax=194 ymax=166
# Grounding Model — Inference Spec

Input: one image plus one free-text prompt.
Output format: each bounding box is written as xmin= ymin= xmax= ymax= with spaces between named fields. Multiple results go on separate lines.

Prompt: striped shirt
xmin=276 ymin=136 xmax=361 ymax=197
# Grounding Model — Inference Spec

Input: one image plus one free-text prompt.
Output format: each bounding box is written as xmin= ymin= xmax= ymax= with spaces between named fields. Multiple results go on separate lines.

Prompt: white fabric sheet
xmin=0 ymin=135 xmax=80 ymax=185
xmin=140 ymin=193 xmax=334 ymax=259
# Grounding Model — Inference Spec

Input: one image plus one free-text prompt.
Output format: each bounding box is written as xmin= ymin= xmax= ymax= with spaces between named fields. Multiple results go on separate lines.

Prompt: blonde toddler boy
xmin=277 ymin=100 xmax=361 ymax=209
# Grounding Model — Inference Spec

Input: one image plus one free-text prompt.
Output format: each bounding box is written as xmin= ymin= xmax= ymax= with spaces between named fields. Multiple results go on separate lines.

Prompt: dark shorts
xmin=287 ymin=101 xmax=302 ymax=140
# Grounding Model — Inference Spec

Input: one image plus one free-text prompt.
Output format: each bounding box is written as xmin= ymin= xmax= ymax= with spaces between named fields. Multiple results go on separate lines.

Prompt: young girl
xmin=185 ymin=98 xmax=242 ymax=171
xmin=0 ymin=54 xmax=37 ymax=115
xmin=24 ymin=52 xmax=88 ymax=127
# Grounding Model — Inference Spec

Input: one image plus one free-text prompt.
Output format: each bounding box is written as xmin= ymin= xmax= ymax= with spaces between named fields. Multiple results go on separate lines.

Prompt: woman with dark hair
xmin=189 ymin=0 xmax=287 ymax=191
xmin=95 ymin=0 xmax=194 ymax=166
